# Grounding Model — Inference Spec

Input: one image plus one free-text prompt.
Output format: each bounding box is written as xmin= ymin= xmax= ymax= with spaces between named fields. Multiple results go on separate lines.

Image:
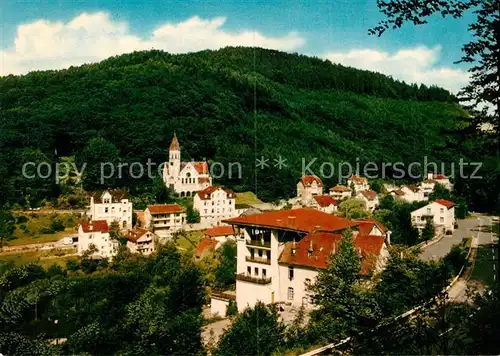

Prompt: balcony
xmin=246 ymin=256 xmax=271 ymax=265
xmin=247 ymin=239 xmax=271 ymax=249
xmin=236 ymin=273 xmax=271 ymax=285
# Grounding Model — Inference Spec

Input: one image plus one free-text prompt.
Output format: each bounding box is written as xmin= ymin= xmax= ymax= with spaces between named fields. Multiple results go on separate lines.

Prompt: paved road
xmin=447 ymin=216 xmax=496 ymax=302
xmin=420 ymin=217 xmax=481 ymax=261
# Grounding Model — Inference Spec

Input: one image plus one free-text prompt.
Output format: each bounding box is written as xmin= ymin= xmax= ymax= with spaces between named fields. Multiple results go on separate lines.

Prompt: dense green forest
xmin=0 ymin=47 xmax=498 ymax=211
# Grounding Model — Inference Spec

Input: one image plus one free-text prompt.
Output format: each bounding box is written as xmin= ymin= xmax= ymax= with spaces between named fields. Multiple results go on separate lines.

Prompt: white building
xmin=421 ymin=173 xmax=453 ymax=197
xmin=428 ymin=173 xmax=453 ymax=191
xmin=390 ymin=185 xmax=427 ymax=203
xmin=356 ymin=190 xmax=379 ymax=212
xmin=126 ymin=228 xmax=156 ymax=255
xmin=411 ymin=199 xmax=455 ymax=233
xmin=162 ymin=134 xmax=212 ymax=197
xmin=87 ymin=190 xmax=132 ymax=230
xmin=329 ymin=185 xmax=351 ymax=200
xmin=347 ymin=175 xmax=369 ymax=193
xmin=77 ymin=220 xmax=118 ymax=259
xmin=193 ymin=186 xmax=238 ymax=226
xmin=144 ymin=204 xmax=186 ymax=240
xmin=221 ymin=208 xmax=390 ymax=312
xmin=312 ymin=195 xmax=338 ymax=214
xmin=297 ymin=176 xmax=323 ymax=205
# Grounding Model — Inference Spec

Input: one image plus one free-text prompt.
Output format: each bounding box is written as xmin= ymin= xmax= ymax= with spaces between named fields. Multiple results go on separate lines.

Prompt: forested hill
xmin=0 ymin=46 xmax=478 ymax=205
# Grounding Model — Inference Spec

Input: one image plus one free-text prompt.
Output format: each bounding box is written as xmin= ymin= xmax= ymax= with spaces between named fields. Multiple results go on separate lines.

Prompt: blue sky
xmin=0 ymin=0 xmax=474 ymax=91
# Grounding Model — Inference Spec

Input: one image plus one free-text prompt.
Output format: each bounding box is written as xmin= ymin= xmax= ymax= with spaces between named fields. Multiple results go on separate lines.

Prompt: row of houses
xmin=297 ymin=175 xmax=379 ymax=212
xmin=297 ymin=172 xmax=453 ymax=213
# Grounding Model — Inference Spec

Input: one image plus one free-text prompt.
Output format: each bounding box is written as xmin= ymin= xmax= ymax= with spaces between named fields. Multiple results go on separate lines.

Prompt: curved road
xmin=420 ymin=216 xmax=485 ymax=261
xmin=419 ymin=215 xmax=496 ymax=302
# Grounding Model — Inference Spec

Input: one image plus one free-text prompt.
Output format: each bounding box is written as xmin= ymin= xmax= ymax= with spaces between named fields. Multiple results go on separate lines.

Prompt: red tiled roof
xmin=435 ymin=199 xmax=454 ymax=209
xmin=80 ymin=220 xmax=109 ymax=233
xmin=278 ymin=232 xmax=385 ymax=275
xmin=169 ymin=134 xmax=180 ymax=150
xmin=197 ymin=186 xmax=235 ymax=200
xmin=193 ymin=161 xmax=209 ymax=174
xmin=223 ymin=208 xmax=358 ymax=233
xmin=329 ymin=185 xmax=351 ymax=192
xmin=126 ymin=228 xmax=150 ymax=242
xmin=313 ymin=195 xmax=337 ymax=207
xmin=147 ymin=204 xmax=185 ymax=214
xmin=89 ymin=189 xmax=128 ymax=203
xmin=354 ymin=217 xmax=388 ymax=234
xmin=354 ymin=235 xmax=386 ymax=274
xmin=359 ymin=190 xmax=377 ymax=201
xmin=198 ymin=177 xmax=210 ymax=183
xmin=205 ymin=225 xmax=235 ymax=237
xmin=195 ymin=237 xmax=218 ymax=258
xmin=349 ymin=175 xmax=368 ymax=184
xmin=434 ymin=174 xmax=448 ymax=180
xmin=300 ymin=175 xmax=323 ymax=187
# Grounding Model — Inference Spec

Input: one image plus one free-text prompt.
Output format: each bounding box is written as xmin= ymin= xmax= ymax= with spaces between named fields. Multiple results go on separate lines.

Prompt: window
xmin=105 ymin=207 xmax=109 ymax=213
xmin=254 ymin=267 xmax=259 ymax=276
xmin=258 ymin=249 xmax=263 ymax=258
xmin=305 ymin=278 xmax=311 ymax=286
xmin=440 ymin=217 xmax=444 ymax=223
xmin=427 ymin=208 xmax=431 ymax=214
xmin=288 ymin=267 xmax=294 ymax=280
xmin=288 ymin=287 xmax=294 ymax=300
xmin=247 ymin=266 xmax=251 ymax=275
xmin=440 ymin=208 xmax=444 ymax=213
xmin=262 ymin=269 xmax=267 ymax=277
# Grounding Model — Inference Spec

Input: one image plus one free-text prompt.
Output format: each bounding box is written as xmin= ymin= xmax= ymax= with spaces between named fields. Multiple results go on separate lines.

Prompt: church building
xmin=162 ymin=134 xmax=212 ymax=197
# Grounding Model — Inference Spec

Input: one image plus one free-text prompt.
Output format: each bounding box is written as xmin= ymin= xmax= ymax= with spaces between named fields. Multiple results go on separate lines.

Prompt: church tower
xmin=168 ymin=133 xmax=181 ymax=179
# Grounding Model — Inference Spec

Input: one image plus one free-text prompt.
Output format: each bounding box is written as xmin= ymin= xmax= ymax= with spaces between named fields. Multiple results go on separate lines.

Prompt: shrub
xmin=19 ymin=224 xmax=29 ymax=233
xmin=50 ymin=218 xmax=65 ymax=232
xmin=40 ymin=227 xmax=55 ymax=234
xmin=16 ymin=215 xmax=29 ymax=224
xmin=226 ymin=300 xmax=238 ymax=317
xmin=66 ymin=259 xmax=80 ymax=272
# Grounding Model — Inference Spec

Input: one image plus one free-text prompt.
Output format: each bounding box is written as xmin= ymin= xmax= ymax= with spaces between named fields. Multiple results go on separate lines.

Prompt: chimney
xmin=276 ymin=219 xmax=282 ymax=225
xmin=427 ymin=172 xmax=433 ymax=180
xmin=288 ymin=216 xmax=296 ymax=227
xmin=331 ymin=242 xmax=336 ymax=255
xmin=291 ymin=238 xmax=296 ymax=256
xmin=89 ymin=224 xmax=93 ymax=231
xmin=308 ymin=240 xmax=314 ymax=256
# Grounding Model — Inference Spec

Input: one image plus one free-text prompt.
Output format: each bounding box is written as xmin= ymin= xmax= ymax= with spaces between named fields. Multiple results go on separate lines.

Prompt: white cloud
xmin=323 ymin=46 xmax=470 ymax=93
xmin=1 ymin=12 xmax=305 ymax=75
xmin=0 ymin=11 xmax=469 ymax=95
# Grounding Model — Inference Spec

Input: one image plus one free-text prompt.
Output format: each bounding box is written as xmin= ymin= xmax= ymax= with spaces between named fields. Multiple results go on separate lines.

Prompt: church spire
xmin=169 ymin=133 xmax=180 ymax=151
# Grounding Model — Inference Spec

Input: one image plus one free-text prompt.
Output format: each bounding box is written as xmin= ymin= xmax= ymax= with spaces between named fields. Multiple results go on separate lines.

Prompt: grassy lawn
xmin=6 ymin=213 xmax=80 ymax=247
xmin=235 ymin=192 xmax=263 ymax=205
xmin=470 ymin=244 xmax=496 ymax=286
xmin=176 ymin=230 xmax=204 ymax=250
xmin=0 ymin=248 xmax=78 ymax=268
